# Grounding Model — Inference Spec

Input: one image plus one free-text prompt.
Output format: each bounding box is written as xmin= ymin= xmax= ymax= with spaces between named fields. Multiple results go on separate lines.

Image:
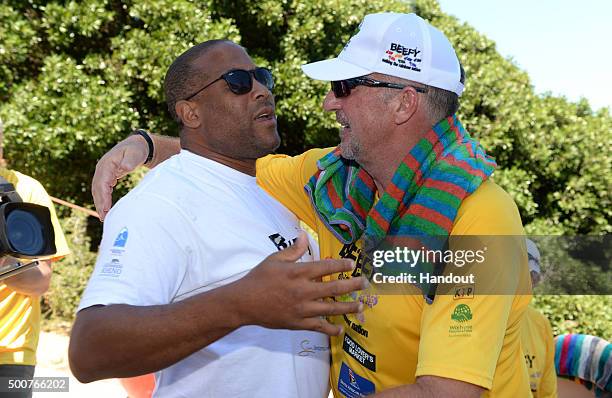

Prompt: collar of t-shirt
xmin=179 ymin=149 xmax=257 ymax=186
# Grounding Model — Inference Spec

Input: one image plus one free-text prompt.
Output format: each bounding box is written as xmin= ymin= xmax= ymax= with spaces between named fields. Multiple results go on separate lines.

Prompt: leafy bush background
xmin=0 ymin=0 xmax=609 ymax=336
xmin=532 ymin=295 xmax=611 ymax=339
xmin=42 ymin=210 xmax=96 ymax=321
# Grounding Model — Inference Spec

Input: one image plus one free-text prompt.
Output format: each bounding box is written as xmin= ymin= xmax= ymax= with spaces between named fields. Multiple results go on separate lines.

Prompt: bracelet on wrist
xmin=132 ymin=129 xmax=154 ymax=165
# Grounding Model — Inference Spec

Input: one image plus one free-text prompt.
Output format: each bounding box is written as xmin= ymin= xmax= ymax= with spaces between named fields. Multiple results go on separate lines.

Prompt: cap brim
xmin=301 ymin=58 xmax=372 ymax=81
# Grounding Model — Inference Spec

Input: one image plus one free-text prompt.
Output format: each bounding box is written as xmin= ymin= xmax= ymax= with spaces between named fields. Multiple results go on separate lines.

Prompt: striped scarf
xmin=555 ymin=334 xmax=612 ymax=396
xmin=305 ymin=115 xmax=496 ymax=297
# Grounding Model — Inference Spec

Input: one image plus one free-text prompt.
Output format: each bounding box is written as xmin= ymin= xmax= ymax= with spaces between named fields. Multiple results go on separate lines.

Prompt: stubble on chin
xmin=246 ymin=125 xmax=280 ymax=158
xmin=339 ymin=135 xmax=360 ymax=160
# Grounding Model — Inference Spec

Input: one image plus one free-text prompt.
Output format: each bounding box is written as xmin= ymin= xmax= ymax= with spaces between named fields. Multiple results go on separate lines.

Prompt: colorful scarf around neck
xmin=305 ymin=115 xmax=496 ymax=299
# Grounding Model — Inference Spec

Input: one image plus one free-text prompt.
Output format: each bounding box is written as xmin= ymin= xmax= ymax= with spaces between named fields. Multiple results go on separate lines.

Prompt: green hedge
xmin=1 ymin=0 xmax=609 ymax=235
xmin=42 ymin=210 xmax=96 ymax=321
xmin=532 ymin=295 xmax=612 ymax=339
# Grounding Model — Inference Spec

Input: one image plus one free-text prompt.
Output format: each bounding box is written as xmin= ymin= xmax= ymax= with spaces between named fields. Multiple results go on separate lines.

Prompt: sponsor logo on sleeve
xmin=113 ymin=227 xmax=128 ymax=247
xmin=453 ymin=284 xmax=475 ymax=300
xmin=337 ymin=362 xmax=375 ymax=397
xmin=100 ymin=258 xmax=123 ymax=277
xmin=110 ymin=227 xmax=128 ymax=255
xmin=451 ymin=304 xmax=473 ymax=322
xmin=449 ymin=304 xmax=473 ymax=337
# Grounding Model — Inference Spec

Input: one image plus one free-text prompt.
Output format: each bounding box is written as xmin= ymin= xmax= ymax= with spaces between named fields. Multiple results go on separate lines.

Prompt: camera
xmin=0 ymin=179 xmax=56 ymax=259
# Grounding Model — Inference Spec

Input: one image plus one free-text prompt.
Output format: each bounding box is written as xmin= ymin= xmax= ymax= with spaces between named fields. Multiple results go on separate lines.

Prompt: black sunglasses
xmin=330 ymin=76 xmax=428 ymax=98
xmin=183 ymin=67 xmax=274 ymax=100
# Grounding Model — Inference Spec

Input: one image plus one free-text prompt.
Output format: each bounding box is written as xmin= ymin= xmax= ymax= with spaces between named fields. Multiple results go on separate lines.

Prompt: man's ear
xmin=175 ymin=100 xmax=202 ymax=129
xmin=394 ymin=86 xmax=419 ymax=125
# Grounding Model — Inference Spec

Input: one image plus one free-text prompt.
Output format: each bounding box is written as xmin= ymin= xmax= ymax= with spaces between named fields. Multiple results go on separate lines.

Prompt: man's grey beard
xmin=339 ymin=139 xmax=360 ymax=160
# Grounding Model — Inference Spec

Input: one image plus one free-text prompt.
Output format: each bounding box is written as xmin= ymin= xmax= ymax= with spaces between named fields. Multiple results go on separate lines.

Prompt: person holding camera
xmin=0 ymin=118 xmax=70 ymax=398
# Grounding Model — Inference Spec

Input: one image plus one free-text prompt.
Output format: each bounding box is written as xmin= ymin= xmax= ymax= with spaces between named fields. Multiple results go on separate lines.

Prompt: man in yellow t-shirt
xmin=255 ymin=149 xmax=531 ymax=398
xmin=259 ymin=13 xmax=531 ymax=396
xmin=521 ymin=240 xmax=557 ymax=398
xmin=90 ymin=13 xmax=531 ymax=397
xmin=0 ymin=122 xmax=70 ymax=397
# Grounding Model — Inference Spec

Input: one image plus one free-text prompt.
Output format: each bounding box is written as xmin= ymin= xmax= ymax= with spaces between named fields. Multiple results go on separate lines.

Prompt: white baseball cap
xmin=302 ymin=12 xmax=464 ymax=96
xmin=526 ymin=239 xmax=541 ymax=274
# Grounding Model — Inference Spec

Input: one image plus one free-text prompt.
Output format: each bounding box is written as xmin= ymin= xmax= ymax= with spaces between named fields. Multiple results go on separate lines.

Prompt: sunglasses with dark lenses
xmin=184 ymin=67 xmax=274 ymax=100
xmin=330 ymin=77 xmax=428 ymax=98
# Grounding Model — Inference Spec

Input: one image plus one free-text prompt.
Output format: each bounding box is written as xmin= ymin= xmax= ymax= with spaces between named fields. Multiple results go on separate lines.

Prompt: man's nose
xmin=323 ymin=90 xmax=341 ymax=112
xmin=251 ymin=77 xmax=272 ymax=101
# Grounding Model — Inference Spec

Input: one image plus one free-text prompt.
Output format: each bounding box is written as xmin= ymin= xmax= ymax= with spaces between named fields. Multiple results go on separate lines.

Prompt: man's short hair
xmin=422 ymin=63 xmax=464 ymax=123
xmin=381 ymin=63 xmax=464 ymax=124
xmin=164 ymin=39 xmax=232 ymax=123
xmin=421 ymin=85 xmax=460 ymax=124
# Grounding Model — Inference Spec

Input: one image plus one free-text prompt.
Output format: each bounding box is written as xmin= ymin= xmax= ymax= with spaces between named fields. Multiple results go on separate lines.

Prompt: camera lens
xmin=6 ymin=209 xmax=45 ymax=256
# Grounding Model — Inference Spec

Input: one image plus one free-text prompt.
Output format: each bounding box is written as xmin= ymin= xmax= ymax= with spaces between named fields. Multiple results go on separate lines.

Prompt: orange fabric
xmin=120 ymin=374 xmax=155 ymax=398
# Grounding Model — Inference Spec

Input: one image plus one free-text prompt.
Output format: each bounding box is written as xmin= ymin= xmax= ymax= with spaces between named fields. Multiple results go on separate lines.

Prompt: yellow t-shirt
xmin=0 ymin=168 xmax=70 ymax=365
xmin=256 ymin=148 xmax=532 ymax=397
xmin=521 ymin=306 xmax=557 ymax=398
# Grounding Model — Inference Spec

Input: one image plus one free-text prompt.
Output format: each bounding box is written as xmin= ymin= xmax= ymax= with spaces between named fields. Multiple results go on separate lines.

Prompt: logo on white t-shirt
xmin=110 ymin=227 xmax=129 ymax=256
xmin=113 ymin=227 xmax=129 ymax=248
xmin=100 ymin=258 xmax=123 ymax=277
xmin=298 ymin=339 xmax=330 ymax=357
xmin=268 ymin=232 xmax=312 ymax=256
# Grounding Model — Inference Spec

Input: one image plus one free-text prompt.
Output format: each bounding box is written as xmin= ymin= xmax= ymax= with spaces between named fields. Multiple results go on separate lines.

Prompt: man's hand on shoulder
xmin=92 ymin=134 xmax=149 ymax=221
xmin=93 ymin=132 xmax=181 ymax=221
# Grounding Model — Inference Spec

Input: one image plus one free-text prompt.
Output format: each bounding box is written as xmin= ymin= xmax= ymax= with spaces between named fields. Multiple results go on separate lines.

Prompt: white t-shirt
xmin=78 ymin=150 xmax=330 ymax=398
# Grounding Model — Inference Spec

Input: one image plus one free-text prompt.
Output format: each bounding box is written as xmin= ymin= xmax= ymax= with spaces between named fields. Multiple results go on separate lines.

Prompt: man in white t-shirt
xmin=68 ymin=40 xmax=366 ymax=397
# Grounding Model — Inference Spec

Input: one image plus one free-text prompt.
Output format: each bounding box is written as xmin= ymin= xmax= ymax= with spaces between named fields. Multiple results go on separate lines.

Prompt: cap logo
xmin=382 ymin=43 xmax=422 ymax=72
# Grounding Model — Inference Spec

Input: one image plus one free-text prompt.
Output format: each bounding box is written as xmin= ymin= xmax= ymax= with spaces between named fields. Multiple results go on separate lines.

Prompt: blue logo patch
xmin=338 ymin=362 xmax=375 ymax=397
xmin=113 ymin=227 xmax=128 ymax=248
